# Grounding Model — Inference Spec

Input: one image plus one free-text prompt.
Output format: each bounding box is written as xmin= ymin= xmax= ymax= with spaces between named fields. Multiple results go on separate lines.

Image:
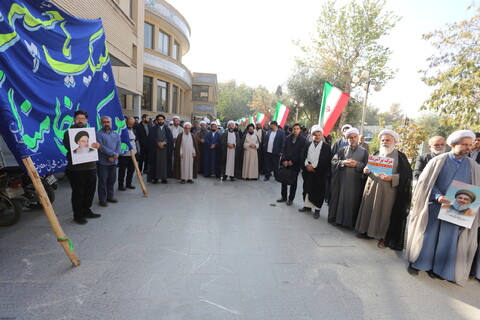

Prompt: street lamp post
xmin=352 ymin=71 xmax=381 ymax=136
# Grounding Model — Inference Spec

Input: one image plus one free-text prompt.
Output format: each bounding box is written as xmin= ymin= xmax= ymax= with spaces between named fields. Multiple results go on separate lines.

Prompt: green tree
xmin=377 ymin=103 xmax=405 ymax=126
xmin=286 ymin=66 xmax=324 ymax=127
xmin=420 ymin=4 xmax=480 ymax=129
xmin=248 ymin=86 xmax=275 ymax=119
xmin=296 ymin=0 xmax=400 ymax=128
xmin=217 ymin=80 xmax=253 ymax=121
xmin=396 ymin=119 xmax=430 ymax=166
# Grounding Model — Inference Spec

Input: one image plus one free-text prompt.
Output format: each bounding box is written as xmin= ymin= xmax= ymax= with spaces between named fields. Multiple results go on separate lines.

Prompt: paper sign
xmin=367 ymin=155 xmax=394 ymax=175
xmin=69 ymin=128 xmax=98 ymax=165
xmin=438 ymin=180 xmax=479 ymax=229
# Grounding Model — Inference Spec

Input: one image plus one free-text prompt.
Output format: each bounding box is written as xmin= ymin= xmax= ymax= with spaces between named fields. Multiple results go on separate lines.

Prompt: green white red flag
xmin=256 ymin=112 xmax=267 ymax=127
xmin=318 ymin=82 xmax=350 ymax=136
xmin=273 ymin=102 xmax=290 ymax=127
xmin=249 ymin=116 xmax=255 ymax=124
xmin=215 ymin=119 xmax=221 ymax=126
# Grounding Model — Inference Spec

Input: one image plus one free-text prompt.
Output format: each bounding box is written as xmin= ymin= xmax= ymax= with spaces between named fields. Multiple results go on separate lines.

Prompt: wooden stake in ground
xmin=131 ymin=149 xmax=148 ymax=197
xmin=22 ymin=157 xmax=81 ymax=267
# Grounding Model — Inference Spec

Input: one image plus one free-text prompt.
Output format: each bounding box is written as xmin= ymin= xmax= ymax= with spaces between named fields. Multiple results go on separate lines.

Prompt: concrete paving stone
xmin=1 ymin=175 xmax=480 ymax=319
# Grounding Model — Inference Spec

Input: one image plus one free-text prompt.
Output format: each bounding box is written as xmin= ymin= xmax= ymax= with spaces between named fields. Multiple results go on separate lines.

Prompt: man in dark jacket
xmin=147 ymin=114 xmax=174 ymax=184
xmin=63 ymin=110 xmax=101 ymax=225
xmin=277 ymin=123 xmax=307 ymax=206
xmin=263 ymin=121 xmax=285 ymax=181
xmin=413 ymin=136 xmax=446 ymax=180
xmin=134 ymin=114 xmax=152 ymax=174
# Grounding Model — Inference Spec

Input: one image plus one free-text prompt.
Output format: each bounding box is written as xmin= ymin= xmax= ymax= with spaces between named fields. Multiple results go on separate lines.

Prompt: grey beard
xmin=379 ymin=145 xmax=395 ymax=155
xmin=432 ymin=149 xmax=445 ymax=155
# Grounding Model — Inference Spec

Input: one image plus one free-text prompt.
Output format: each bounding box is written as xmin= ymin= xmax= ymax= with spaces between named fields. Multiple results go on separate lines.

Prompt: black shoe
xmin=313 ymin=210 xmax=320 ymax=219
xmin=151 ymin=179 xmax=158 ymax=184
xmin=107 ymin=198 xmax=118 ymax=203
xmin=427 ymin=270 xmax=444 ymax=280
xmin=298 ymin=207 xmax=311 ymax=212
xmin=74 ymin=217 xmax=88 ymax=225
xmin=85 ymin=212 xmax=101 ymax=219
xmin=187 ymin=180 xmax=194 ymax=184
xmin=286 ymin=200 xmax=293 ymax=206
xmin=264 ymin=177 xmax=270 ymax=181
xmin=126 ymin=185 xmax=136 ymax=189
xmin=118 ymin=185 xmax=126 ymax=191
xmin=356 ymin=233 xmax=372 ymax=239
xmin=276 ymin=198 xmax=287 ymax=203
xmin=222 ymin=176 xmax=227 ymax=181
xmin=407 ymin=264 xmax=419 ymax=276
xmin=99 ymin=201 xmax=108 ymax=207
xmin=181 ymin=180 xmax=186 ymax=184
xmin=161 ymin=179 xmax=168 ymax=184
xmin=230 ymin=177 xmax=235 ymax=181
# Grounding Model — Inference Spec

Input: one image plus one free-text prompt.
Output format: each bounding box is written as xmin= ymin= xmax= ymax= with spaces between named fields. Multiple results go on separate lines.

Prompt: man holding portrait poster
xmin=63 ymin=110 xmax=101 ymax=225
xmin=407 ymin=130 xmax=480 ymax=285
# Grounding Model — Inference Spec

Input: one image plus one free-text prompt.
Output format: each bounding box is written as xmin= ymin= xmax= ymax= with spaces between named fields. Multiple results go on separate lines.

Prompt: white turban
xmin=169 ymin=120 xmax=173 ymax=125
xmin=344 ymin=127 xmax=360 ymax=138
xmin=341 ymin=124 xmax=352 ymax=133
xmin=447 ymin=130 xmax=476 ymax=145
xmin=378 ymin=130 xmax=399 ymax=143
xmin=203 ymin=117 xmax=211 ymax=124
xmin=173 ymin=116 xmax=180 ymax=120
xmin=256 ymin=120 xmax=262 ymax=124
xmin=199 ymin=121 xmax=206 ymax=125
xmin=311 ymin=125 xmax=323 ymax=135
xmin=227 ymin=120 xmax=235 ymax=126
xmin=184 ymin=122 xmax=192 ymax=128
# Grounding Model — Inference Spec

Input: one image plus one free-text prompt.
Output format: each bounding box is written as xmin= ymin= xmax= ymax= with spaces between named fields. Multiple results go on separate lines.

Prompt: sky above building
xmin=173 ymin=0 xmax=474 ymax=117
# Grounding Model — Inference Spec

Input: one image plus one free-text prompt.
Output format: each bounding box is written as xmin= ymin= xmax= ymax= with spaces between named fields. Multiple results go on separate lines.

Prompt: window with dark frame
xmin=172 ymin=85 xmax=178 ymax=114
xmin=144 ymin=23 xmax=153 ymax=49
xmin=173 ymin=41 xmax=180 ymax=60
xmin=158 ymin=30 xmax=170 ymax=56
xmin=192 ymin=85 xmax=209 ymax=101
xmin=157 ymin=80 xmax=168 ymax=112
xmin=142 ymin=76 xmax=152 ymax=111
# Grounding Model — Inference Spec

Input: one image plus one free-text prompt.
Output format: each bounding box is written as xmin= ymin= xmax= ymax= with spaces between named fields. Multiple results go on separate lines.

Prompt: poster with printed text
xmin=367 ymin=156 xmax=394 ymax=175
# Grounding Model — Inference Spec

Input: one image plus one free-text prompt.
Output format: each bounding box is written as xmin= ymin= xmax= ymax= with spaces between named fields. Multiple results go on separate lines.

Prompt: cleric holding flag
xmin=355 ymin=130 xmax=412 ymax=250
xmin=63 ymin=110 xmax=101 ymax=225
xmin=406 ymin=130 xmax=480 ymax=285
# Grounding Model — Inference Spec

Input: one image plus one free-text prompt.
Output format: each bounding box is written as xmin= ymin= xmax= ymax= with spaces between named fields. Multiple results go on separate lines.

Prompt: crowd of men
xmin=63 ymin=110 xmax=480 ymax=286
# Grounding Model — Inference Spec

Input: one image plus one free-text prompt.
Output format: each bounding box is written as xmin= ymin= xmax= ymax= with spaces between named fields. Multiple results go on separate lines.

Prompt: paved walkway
xmin=0 ymin=173 xmax=479 ymax=319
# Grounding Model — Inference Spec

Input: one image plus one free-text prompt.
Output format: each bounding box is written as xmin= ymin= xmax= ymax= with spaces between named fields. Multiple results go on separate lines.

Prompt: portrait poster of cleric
xmin=438 ymin=180 xmax=480 ymax=229
xmin=68 ymin=127 xmax=99 ymax=165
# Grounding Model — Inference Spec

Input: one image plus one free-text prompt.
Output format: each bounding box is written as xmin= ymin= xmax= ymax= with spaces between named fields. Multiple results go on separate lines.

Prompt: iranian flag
xmin=215 ymin=119 xmax=221 ymax=126
xmin=273 ymin=102 xmax=290 ymax=127
xmin=249 ymin=116 xmax=255 ymax=124
xmin=257 ymin=112 xmax=268 ymax=126
xmin=319 ymin=82 xmax=350 ymax=136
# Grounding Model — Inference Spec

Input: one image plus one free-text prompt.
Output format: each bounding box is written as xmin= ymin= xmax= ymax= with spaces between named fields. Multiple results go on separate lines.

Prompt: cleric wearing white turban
xmin=407 ymin=129 xmax=480 ymax=285
xmin=446 ymin=129 xmax=476 ymax=145
xmin=356 ymin=128 xmax=412 ymax=251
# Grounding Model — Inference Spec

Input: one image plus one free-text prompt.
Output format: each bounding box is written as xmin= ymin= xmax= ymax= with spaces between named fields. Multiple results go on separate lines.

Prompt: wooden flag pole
xmin=131 ymin=149 xmax=148 ymax=197
xmin=22 ymin=157 xmax=81 ymax=267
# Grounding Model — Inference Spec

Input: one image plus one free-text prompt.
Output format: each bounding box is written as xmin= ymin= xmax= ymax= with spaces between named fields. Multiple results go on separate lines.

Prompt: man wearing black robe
xmin=299 ymin=126 xmax=331 ymax=219
xmin=328 ymin=128 xmax=368 ymax=228
xmin=147 ymin=114 xmax=173 ymax=184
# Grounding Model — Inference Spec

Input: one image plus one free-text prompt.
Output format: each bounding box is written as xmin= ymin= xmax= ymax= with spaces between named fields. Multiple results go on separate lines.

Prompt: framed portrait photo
xmin=68 ymin=127 xmax=98 ymax=165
